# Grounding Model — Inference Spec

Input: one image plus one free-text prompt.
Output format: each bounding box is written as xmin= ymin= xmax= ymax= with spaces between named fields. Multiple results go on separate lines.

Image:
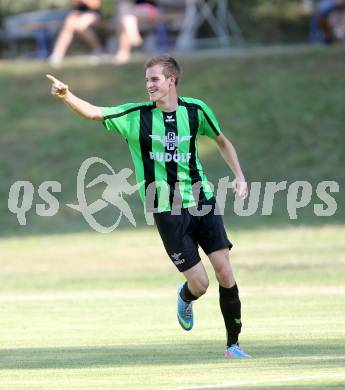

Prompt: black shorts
xmin=153 ymin=197 xmax=232 ymax=272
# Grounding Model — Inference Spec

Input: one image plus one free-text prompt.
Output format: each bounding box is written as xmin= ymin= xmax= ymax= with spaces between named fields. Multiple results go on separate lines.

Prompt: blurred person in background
xmin=49 ymin=0 xmax=103 ymax=66
xmin=316 ymin=0 xmax=345 ymax=43
xmin=113 ymin=0 xmax=158 ymax=65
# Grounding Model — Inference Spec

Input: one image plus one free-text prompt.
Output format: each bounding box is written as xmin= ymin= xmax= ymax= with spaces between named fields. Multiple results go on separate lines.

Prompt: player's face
xmin=145 ymin=65 xmax=174 ymax=102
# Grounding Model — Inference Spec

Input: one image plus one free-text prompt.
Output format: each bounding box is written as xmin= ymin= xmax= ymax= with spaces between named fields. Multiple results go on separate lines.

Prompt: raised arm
xmin=46 ymin=74 xmax=103 ymax=121
xmin=215 ymin=133 xmax=248 ymax=200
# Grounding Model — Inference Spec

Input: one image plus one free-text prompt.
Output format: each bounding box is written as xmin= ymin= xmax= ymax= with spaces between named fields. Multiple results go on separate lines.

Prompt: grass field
xmin=0 ymin=225 xmax=344 ymax=389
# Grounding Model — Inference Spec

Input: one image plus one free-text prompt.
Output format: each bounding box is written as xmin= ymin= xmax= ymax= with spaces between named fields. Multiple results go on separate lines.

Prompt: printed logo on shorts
xmin=171 ymin=252 xmax=185 ymax=266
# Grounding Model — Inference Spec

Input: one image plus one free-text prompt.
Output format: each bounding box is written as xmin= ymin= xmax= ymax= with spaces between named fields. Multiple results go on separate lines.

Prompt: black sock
xmin=180 ymin=282 xmax=199 ymax=303
xmin=219 ymin=283 xmax=242 ymax=346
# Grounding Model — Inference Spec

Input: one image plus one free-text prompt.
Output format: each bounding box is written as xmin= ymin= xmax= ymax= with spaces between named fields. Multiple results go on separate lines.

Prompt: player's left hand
xmin=232 ymin=177 xmax=248 ymax=200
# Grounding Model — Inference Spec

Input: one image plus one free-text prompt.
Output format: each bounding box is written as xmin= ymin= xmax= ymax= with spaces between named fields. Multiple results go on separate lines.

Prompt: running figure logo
xmin=67 ymin=157 xmax=141 ymax=233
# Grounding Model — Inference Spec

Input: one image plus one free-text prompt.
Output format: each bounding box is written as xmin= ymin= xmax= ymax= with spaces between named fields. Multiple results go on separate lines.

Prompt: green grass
xmin=1 ymin=225 xmax=344 ymax=291
xmin=0 ymin=225 xmax=344 ymax=389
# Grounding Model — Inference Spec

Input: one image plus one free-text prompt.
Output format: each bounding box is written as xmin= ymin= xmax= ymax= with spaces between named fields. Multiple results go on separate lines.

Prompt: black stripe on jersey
xmin=163 ymin=111 xmax=181 ymax=209
xmin=178 ymin=99 xmax=220 ymax=137
xmin=104 ymin=103 xmax=154 ymax=120
xmin=203 ymin=111 xmax=220 ymax=136
xmin=139 ymin=105 xmax=157 ymax=210
xmin=185 ymin=104 xmax=207 ymax=205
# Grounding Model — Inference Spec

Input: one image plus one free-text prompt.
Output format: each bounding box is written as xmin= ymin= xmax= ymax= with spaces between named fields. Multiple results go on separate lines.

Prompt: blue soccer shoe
xmin=177 ymin=284 xmax=194 ymax=331
xmin=224 ymin=343 xmax=251 ymax=359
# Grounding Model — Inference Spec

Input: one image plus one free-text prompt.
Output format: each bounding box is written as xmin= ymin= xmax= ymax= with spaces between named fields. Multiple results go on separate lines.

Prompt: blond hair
xmin=145 ymin=54 xmax=182 ymax=85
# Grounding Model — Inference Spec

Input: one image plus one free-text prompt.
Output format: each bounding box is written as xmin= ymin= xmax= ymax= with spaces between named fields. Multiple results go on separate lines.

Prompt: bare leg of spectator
xmin=49 ymin=11 xmax=101 ymax=66
xmin=75 ymin=13 xmax=102 ymax=51
xmin=123 ymin=14 xmax=143 ymax=46
xmin=113 ymin=2 xmax=157 ymax=65
xmin=332 ymin=12 xmax=345 ymax=40
xmin=114 ymin=14 xmax=142 ymax=64
xmin=49 ymin=12 xmax=80 ymax=65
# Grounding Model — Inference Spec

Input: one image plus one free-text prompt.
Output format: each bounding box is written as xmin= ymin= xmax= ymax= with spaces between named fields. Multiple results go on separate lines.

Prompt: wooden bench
xmin=1 ymin=9 xmax=68 ymax=58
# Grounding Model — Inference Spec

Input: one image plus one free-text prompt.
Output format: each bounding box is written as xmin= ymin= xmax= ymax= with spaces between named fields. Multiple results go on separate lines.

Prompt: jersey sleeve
xmin=100 ymin=104 xmax=134 ymax=140
xmin=198 ymin=100 xmax=222 ymax=139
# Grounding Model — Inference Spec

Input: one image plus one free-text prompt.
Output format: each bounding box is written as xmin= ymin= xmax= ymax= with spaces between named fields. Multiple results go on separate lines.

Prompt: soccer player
xmin=46 ymin=54 xmax=250 ymax=358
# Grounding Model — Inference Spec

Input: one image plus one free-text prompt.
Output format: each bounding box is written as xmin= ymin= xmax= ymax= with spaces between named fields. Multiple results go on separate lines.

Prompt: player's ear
xmin=169 ymin=75 xmax=176 ymax=87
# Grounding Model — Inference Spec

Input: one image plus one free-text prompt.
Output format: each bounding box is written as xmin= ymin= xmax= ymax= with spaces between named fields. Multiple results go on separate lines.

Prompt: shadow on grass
xmin=0 ymin=340 xmax=344 ymax=370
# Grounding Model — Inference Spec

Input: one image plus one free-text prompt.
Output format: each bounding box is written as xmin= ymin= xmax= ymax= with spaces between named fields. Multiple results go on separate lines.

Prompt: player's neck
xmin=156 ymin=92 xmax=178 ymax=112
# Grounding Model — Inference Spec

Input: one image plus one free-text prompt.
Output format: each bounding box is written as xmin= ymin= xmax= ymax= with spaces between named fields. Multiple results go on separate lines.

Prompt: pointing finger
xmin=46 ymin=74 xmax=60 ymax=84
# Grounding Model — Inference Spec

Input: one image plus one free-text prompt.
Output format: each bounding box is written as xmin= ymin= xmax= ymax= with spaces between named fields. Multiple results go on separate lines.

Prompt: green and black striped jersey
xmin=101 ymin=96 xmax=222 ymax=212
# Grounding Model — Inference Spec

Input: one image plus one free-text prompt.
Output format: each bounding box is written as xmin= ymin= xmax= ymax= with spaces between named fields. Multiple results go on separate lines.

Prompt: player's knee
xmin=215 ymin=263 xmax=232 ymax=285
xmin=190 ymin=276 xmax=209 ymax=297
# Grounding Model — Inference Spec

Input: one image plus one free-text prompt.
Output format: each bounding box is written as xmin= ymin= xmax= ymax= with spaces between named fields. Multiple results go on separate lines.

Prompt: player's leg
xmin=154 ymin=210 xmax=206 ymax=331
xmin=208 ymin=248 xmax=250 ymax=358
xmin=177 ymin=261 xmax=209 ymax=330
xmin=182 ymin=259 xmax=209 ymax=297
xmin=196 ymin=198 xmax=250 ymax=358
xmin=208 ymin=248 xmax=241 ymax=345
